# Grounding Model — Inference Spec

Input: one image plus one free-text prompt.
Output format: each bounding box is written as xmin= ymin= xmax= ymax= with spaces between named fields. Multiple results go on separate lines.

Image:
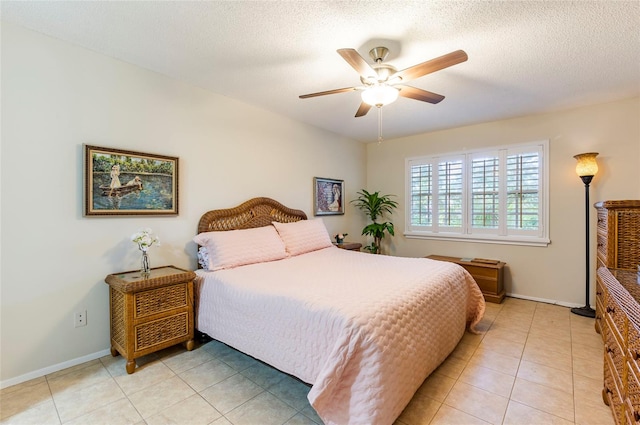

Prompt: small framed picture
xmin=314 ymin=177 xmax=344 ymax=216
xmin=83 ymin=144 xmax=179 ymax=216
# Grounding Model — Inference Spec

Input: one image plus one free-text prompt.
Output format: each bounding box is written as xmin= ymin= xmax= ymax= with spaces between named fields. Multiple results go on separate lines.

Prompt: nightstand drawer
xmin=604 ymin=352 xmax=624 ymax=424
xmin=135 ymin=283 xmax=189 ymax=319
xmin=596 ymin=275 xmax=606 ymax=336
xmin=627 ymin=361 xmax=640 ymax=419
xmin=605 ymin=328 xmax=625 ymax=391
xmin=597 ymin=208 xmax=608 ymax=233
xmin=629 ymin=324 xmax=640 ymax=372
xmin=605 ymin=293 xmax=626 ymax=346
xmin=135 ymin=312 xmax=190 ymax=352
xmin=597 ymin=231 xmax=609 ymax=268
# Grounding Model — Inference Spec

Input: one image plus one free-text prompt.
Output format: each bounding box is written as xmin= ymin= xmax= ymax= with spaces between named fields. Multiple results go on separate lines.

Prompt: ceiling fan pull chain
xmin=377 ymin=106 xmax=384 ymax=144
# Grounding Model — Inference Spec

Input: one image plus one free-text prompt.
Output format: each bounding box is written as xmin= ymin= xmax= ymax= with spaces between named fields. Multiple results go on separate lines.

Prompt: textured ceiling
xmin=2 ymin=1 xmax=639 ymax=143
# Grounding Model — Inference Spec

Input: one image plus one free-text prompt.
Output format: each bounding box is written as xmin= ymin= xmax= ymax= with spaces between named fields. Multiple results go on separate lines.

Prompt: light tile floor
xmin=0 ymin=297 xmax=613 ymax=425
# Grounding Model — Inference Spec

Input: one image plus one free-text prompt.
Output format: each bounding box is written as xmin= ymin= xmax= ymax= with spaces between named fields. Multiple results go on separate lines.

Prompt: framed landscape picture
xmin=314 ymin=177 xmax=344 ymax=216
xmin=83 ymin=144 xmax=179 ymax=216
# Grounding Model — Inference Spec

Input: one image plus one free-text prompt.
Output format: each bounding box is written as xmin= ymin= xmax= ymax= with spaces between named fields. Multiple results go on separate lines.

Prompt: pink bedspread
xmin=195 ymin=247 xmax=484 ymax=425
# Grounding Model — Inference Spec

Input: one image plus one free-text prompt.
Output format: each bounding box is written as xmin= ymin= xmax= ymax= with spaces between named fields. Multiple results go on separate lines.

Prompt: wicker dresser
xmin=105 ymin=266 xmax=196 ymax=374
xmin=595 ymin=200 xmax=640 ymax=334
xmin=597 ymin=267 xmax=640 ymax=425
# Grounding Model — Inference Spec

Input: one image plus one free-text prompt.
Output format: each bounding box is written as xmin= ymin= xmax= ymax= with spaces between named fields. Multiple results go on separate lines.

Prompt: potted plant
xmin=351 ymin=190 xmax=398 ymax=254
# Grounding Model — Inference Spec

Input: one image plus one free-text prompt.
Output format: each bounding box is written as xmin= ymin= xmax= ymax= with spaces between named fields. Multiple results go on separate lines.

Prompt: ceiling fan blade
xmin=394 ymin=50 xmax=468 ymax=82
xmin=299 ymin=87 xmax=357 ymax=99
xmin=355 ymin=102 xmax=372 ymax=117
xmin=397 ymin=85 xmax=445 ymax=104
xmin=337 ymin=48 xmax=377 ymax=79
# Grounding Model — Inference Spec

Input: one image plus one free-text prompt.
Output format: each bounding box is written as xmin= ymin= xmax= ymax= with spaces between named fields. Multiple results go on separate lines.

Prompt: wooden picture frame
xmin=84 ymin=144 xmax=179 ymax=216
xmin=314 ymin=177 xmax=344 ymax=216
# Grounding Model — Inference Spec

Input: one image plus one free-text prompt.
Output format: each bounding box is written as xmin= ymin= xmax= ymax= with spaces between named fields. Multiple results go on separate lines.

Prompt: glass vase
xmin=141 ymin=250 xmax=150 ymax=277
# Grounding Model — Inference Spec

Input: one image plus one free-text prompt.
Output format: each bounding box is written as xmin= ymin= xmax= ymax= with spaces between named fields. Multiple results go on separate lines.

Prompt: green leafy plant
xmin=351 ymin=190 xmax=398 ymax=254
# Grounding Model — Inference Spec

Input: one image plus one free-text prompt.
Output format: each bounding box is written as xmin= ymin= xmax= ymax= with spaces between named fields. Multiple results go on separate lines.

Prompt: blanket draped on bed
xmin=195 ymin=247 xmax=485 ymax=425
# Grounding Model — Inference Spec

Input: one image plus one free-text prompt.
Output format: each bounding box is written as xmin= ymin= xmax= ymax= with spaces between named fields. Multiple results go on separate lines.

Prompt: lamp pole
xmin=571 ymin=175 xmax=595 ymax=317
xmin=571 ymin=152 xmax=598 ymax=318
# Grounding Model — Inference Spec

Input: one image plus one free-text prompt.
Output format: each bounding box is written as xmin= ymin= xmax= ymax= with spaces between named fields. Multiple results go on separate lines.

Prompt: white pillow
xmin=272 ymin=218 xmax=333 ymax=256
xmin=193 ymin=226 xmax=287 ymax=271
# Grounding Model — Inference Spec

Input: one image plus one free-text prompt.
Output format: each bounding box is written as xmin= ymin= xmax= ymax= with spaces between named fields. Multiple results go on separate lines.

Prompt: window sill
xmin=404 ymin=231 xmax=550 ymax=247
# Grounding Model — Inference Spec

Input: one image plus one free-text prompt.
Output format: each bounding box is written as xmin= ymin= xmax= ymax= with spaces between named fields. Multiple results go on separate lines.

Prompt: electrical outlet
xmin=74 ymin=310 xmax=87 ymax=328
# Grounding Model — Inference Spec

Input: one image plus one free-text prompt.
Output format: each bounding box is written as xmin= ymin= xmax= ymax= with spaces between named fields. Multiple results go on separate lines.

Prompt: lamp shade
xmin=361 ymin=85 xmax=399 ymax=106
xmin=574 ymin=152 xmax=599 ymax=177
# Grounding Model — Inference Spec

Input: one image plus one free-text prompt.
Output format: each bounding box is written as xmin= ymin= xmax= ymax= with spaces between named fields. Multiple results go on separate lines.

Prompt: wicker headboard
xmin=197 ymin=197 xmax=307 ymax=234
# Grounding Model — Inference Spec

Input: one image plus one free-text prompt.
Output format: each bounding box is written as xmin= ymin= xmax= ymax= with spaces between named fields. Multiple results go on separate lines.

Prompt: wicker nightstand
xmin=333 ymin=242 xmax=362 ymax=251
xmin=105 ymin=265 xmax=196 ymax=374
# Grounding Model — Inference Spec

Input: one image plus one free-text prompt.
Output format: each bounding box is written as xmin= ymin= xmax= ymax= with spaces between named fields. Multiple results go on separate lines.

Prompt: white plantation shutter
xmin=506 ymin=147 xmax=542 ymax=235
xmin=470 ymin=153 xmax=500 ymax=230
xmin=409 ymin=163 xmax=433 ymax=226
xmin=437 ymin=158 xmax=464 ymax=230
xmin=406 ymin=141 xmax=548 ymax=246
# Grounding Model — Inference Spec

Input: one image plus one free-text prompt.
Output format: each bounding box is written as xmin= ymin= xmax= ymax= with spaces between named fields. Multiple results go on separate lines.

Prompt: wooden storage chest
xmin=426 ymin=255 xmax=505 ymax=303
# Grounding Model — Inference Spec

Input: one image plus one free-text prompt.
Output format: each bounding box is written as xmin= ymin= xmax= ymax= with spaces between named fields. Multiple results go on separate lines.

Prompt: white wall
xmin=0 ymin=22 xmax=366 ymax=385
xmin=367 ymin=97 xmax=640 ymax=306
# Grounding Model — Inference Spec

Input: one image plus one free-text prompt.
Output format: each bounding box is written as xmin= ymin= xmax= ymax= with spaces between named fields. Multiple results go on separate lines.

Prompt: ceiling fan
xmin=299 ymin=47 xmax=468 ymax=117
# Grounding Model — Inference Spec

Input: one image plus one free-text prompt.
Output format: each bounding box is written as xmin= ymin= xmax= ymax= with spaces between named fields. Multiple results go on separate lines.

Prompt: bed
xmin=193 ymin=197 xmax=485 ymax=425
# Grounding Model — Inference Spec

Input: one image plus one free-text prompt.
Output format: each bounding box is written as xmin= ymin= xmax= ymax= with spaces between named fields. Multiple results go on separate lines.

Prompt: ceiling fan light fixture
xmin=361 ymin=84 xmax=399 ymax=107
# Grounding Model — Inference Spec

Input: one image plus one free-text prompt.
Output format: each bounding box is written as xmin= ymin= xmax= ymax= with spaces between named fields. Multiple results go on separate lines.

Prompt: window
xmin=405 ymin=141 xmax=549 ymax=246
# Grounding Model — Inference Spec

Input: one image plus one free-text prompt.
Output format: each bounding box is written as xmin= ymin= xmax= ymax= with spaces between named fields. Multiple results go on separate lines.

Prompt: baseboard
xmin=506 ymin=292 xmax=593 ymax=309
xmin=0 ymin=348 xmax=111 ymax=390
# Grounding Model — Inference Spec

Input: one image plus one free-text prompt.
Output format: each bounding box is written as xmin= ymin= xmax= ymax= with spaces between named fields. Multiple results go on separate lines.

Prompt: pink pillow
xmin=272 ymin=218 xmax=333 ymax=256
xmin=193 ymin=226 xmax=287 ymax=271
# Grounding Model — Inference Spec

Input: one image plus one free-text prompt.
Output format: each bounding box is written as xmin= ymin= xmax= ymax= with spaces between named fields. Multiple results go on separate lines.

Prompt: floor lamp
xmin=571 ymin=152 xmax=599 ymax=318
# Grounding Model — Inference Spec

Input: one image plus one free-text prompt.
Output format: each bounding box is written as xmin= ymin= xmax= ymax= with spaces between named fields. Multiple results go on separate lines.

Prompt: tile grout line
xmin=498 ymin=302 xmax=531 ymax=425
xmin=500 ymin=302 xmax=578 ymax=425
xmin=430 ymin=301 xmax=503 ymax=425
xmin=43 ymin=374 xmax=63 ymax=425
xmin=89 ymin=359 xmax=139 ymax=425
